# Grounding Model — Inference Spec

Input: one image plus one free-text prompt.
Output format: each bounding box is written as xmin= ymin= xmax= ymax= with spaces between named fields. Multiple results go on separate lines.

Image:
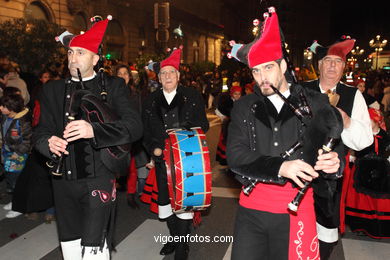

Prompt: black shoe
xmin=160 ymin=242 xmax=175 ymax=255
xmin=127 ymin=193 xmax=140 ymax=209
xmin=174 ymin=243 xmax=189 ymax=260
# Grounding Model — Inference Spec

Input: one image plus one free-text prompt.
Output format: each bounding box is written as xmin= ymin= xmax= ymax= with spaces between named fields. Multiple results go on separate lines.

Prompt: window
xmin=24 ymin=1 xmax=51 ymax=21
xmin=73 ymin=13 xmax=87 ymax=34
xmin=106 ymin=20 xmax=123 ymax=37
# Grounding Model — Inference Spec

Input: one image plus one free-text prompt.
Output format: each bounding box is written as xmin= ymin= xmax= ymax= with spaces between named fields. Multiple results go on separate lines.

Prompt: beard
xmin=258 ymin=78 xmax=282 ymax=96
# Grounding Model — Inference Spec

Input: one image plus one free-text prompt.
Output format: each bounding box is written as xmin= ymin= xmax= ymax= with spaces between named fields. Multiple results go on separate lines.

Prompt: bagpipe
xmin=47 ymin=16 xmax=130 ymax=178
xmin=238 ymin=83 xmax=343 ymax=212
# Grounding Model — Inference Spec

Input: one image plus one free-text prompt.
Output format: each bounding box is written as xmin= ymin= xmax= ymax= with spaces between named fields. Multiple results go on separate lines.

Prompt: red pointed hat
xmin=56 ymin=15 xmax=112 ymax=54
xmin=309 ymin=36 xmax=355 ymax=61
xmin=160 ymin=48 xmax=181 ymax=71
xmin=228 ymin=7 xmax=282 ymax=68
xmin=248 ymin=7 xmax=282 ymax=67
xmin=327 ymin=39 xmax=355 ymax=61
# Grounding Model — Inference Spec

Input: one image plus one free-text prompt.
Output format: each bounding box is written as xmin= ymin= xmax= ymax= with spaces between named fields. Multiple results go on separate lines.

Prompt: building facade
xmin=0 ymin=0 xmax=225 ymax=65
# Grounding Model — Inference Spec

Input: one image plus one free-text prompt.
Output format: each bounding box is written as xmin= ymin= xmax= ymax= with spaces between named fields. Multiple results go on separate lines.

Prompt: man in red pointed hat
xmin=227 ymin=7 xmax=343 ymax=259
xmin=33 ymin=16 xmax=142 ymax=259
xmin=140 ymin=48 xmax=209 ymax=260
xmin=302 ymin=37 xmax=373 ymax=259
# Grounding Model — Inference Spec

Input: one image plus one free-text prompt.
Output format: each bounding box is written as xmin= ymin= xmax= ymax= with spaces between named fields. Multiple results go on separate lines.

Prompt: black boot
xmin=174 ymin=217 xmax=191 ymax=260
xmin=126 ymin=193 xmax=139 ymax=209
xmin=319 ymin=240 xmax=338 ymax=260
xmin=160 ymin=214 xmax=177 ymax=255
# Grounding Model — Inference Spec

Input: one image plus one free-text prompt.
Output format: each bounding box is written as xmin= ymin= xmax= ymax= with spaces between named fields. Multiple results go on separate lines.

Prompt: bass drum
xmin=164 ymin=127 xmax=212 ymax=213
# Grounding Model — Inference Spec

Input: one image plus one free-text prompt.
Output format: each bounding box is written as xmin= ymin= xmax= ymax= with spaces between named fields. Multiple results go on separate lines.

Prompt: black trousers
xmin=52 ymin=174 xmax=116 ymax=247
xmin=232 ymin=206 xmax=290 ymax=260
xmin=155 ymin=161 xmax=170 ymax=205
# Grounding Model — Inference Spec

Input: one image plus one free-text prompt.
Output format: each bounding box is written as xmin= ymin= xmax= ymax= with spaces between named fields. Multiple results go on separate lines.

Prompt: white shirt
xmin=267 ymin=89 xmax=291 ymax=113
xmin=71 ymin=72 xmax=96 ymax=82
xmin=319 ymin=83 xmax=373 ymax=151
xmin=163 ymin=88 xmax=177 ymax=105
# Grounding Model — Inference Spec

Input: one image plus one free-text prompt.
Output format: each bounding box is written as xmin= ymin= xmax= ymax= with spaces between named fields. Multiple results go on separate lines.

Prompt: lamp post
xmin=351 ymin=46 xmax=364 ymax=69
xmin=369 ymin=35 xmax=387 ymax=70
xmin=363 ymin=58 xmax=372 ymax=71
xmin=303 ymin=49 xmax=313 ymax=61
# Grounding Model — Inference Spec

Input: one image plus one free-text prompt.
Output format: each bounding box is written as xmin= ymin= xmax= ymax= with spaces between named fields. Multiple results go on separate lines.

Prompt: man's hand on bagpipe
xmin=48 ymin=136 xmax=69 ymax=156
xmin=63 ymin=120 xmax=94 ymax=142
xmin=279 ymin=159 xmax=318 ymax=188
xmin=314 ymin=149 xmax=340 ymax=174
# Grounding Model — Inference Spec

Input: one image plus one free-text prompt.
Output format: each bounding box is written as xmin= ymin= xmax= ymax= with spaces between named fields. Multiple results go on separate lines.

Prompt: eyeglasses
xmin=322 ymin=57 xmax=345 ymax=66
xmin=160 ymin=69 xmax=177 ymax=76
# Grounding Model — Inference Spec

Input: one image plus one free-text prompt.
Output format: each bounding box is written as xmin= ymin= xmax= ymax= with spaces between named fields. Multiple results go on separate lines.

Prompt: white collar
xmin=319 ymin=83 xmax=337 ymax=94
xmin=163 ymin=88 xmax=177 ymax=105
xmin=267 ymin=89 xmax=291 ymax=113
xmin=71 ymin=71 xmax=97 ymax=82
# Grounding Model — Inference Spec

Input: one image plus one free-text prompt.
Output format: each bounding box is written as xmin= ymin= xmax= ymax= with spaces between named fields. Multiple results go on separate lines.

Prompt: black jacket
xmin=142 ymin=85 xmax=209 ymax=154
xmin=227 ymin=84 xmax=343 ymax=180
xmin=227 ymin=84 xmax=345 ymax=223
xmin=1 ymin=108 xmax=32 ymax=155
xmin=33 ymin=76 xmax=143 ymax=179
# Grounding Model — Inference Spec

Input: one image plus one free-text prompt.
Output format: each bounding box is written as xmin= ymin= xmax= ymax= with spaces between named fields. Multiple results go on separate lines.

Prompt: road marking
xmin=112 ymin=219 xmax=167 ymax=260
xmin=0 ymin=223 xmax=58 ymax=259
xmin=223 ymin=242 xmax=233 ymax=260
xmin=342 ymin=238 xmax=390 ymax=260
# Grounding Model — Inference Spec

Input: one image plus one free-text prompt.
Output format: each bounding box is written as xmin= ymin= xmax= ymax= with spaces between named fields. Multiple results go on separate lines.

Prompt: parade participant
xmin=355 ymin=78 xmax=380 ymax=109
xmin=303 ymin=37 xmax=373 ymax=259
xmin=33 ymin=16 xmax=142 ymax=260
xmin=215 ymin=85 xmax=241 ymax=166
xmin=344 ymin=108 xmax=390 ymax=238
xmin=140 ymin=47 xmax=209 ymax=260
xmin=244 ymin=82 xmax=255 ymax=95
xmin=1 ymin=94 xmax=31 ymax=218
xmin=302 ymin=38 xmax=373 ymax=259
xmin=227 ymin=7 xmax=343 ymax=259
xmin=115 ymin=64 xmax=150 ymax=208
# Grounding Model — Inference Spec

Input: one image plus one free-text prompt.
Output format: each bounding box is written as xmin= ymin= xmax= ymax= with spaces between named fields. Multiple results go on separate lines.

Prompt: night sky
xmin=229 ymin=0 xmax=389 ymax=56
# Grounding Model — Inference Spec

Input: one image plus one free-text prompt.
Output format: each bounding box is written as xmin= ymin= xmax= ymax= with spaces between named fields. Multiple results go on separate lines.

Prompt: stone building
xmin=0 ymin=0 xmax=226 ymax=65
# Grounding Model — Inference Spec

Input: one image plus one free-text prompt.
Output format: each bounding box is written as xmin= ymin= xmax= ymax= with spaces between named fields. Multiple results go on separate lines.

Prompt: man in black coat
xmin=227 ymin=7 xmax=343 ymax=259
xmin=302 ymin=37 xmax=373 ymax=260
xmin=33 ymin=17 xmax=142 ymax=259
xmin=142 ymin=48 xmax=209 ymax=260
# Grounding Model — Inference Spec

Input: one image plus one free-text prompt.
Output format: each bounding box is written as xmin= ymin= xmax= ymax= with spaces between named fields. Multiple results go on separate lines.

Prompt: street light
xmin=303 ymin=49 xmax=313 ymax=60
xmin=351 ymin=46 xmax=364 ymax=56
xmin=284 ymin=42 xmax=290 ymax=54
xmin=364 ymin=58 xmax=372 ymax=70
xmin=252 ymin=19 xmax=259 ymax=36
xmin=369 ymin=35 xmax=387 ymax=70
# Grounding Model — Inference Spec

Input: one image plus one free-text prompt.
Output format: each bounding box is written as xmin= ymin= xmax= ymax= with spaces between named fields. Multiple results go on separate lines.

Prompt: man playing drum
xmin=141 ymin=47 xmax=209 ymax=260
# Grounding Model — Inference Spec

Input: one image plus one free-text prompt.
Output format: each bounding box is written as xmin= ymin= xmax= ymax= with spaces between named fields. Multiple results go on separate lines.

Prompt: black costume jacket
xmin=142 ymin=85 xmax=209 ymax=154
xmin=33 ymin=76 xmax=143 ymax=180
xmin=227 ymin=83 xmax=344 ymax=217
xmin=302 ymin=79 xmax=357 ymax=125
